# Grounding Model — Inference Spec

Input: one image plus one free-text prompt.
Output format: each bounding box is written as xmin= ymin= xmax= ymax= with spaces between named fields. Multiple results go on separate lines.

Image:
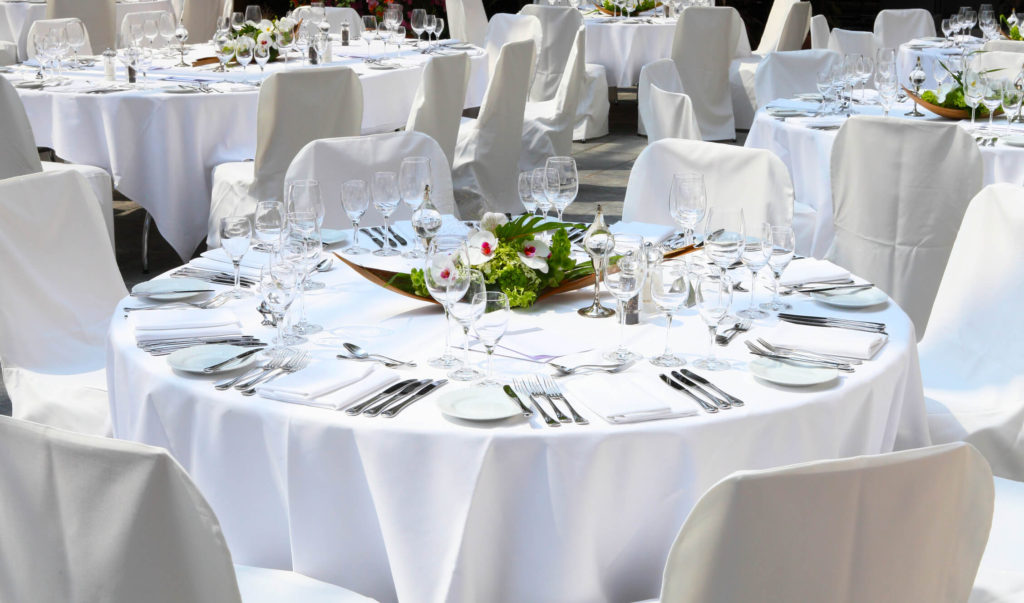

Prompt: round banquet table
xmin=583 ymin=15 xmax=676 ymax=87
xmin=895 ymin=37 xmax=984 ymax=90
xmin=744 ymin=96 xmax=1024 ymax=258
xmin=6 ymin=43 xmax=487 ymax=260
xmin=108 ymin=224 xmax=929 ymax=603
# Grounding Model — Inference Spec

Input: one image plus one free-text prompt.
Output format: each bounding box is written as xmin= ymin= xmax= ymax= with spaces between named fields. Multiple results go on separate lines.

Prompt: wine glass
xmin=214 ymin=32 xmax=233 ymax=72
xmin=1002 ymin=79 xmax=1022 ymax=127
xmin=738 ymin=221 xmax=771 ymax=320
xmin=286 ymin=180 xmax=325 ymax=288
xmin=603 ymin=234 xmax=646 ymax=362
xmin=425 ymin=235 xmax=471 ymax=368
xmin=649 ymin=258 xmax=690 ymax=367
xmin=693 ymin=273 xmax=732 ymax=371
xmin=144 ymin=18 xmax=159 ymax=49
xmin=362 ymin=16 xmax=377 ymax=46
xmin=668 ymin=172 xmax=707 ymax=250
xmin=545 ymin=156 xmax=578 ymax=222
xmin=394 ymin=25 xmax=406 ymax=49
xmin=531 ymin=167 xmax=554 ymax=219
xmin=131 ymin=23 xmax=145 ymax=49
xmin=244 ymin=5 xmax=262 ymax=26
xmin=942 ymin=18 xmax=953 ymax=46
xmin=433 ymin=18 xmax=445 ymax=49
xmin=235 ymin=36 xmax=254 ymax=74
xmin=253 ymin=200 xmax=285 ymax=255
xmin=473 ymin=291 xmax=510 ymax=385
xmin=274 ymin=27 xmax=294 ymax=67
xmin=964 ymin=69 xmax=984 ymax=127
xmin=411 ymin=9 xmax=427 ymax=49
xmin=878 ymin=78 xmax=898 ymax=117
xmin=314 ymin=32 xmax=330 ymax=64
xmin=760 ymin=225 xmax=795 ymax=313
xmin=342 ymin=179 xmax=370 ymax=255
xmin=425 ymin=15 xmax=436 ymax=47
xmin=448 ymin=269 xmax=486 ymax=382
xmin=411 ymin=193 xmax=443 ymax=259
xmin=815 ymin=69 xmax=832 ymax=114
xmin=65 ymin=21 xmax=85 ymax=67
xmin=400 ymin=156 xmax=431 ymax=257
xmin=158 ymin=13 xmax=175 ymax=56
xmin=981 ymin=76 xmax=1004 ymax=128
xmin=261 ymin=260 xmax=301 ymax=352
xmin=518 ymin=171 xmax=538 ymax=215
xmin=284 ymin=211 xmax=322 ymax=335
xmin=704 ymin=207 xmax=745 ymax=281
xmin=372 ymin=172 xmax=401 ymax=257
xmin=220 ymin=216 xmax=253 ymax=298
xmin=231 ymin=12 xmax=244 ymax=32
xmin=254 ymin=43 xmax=270 ymax=72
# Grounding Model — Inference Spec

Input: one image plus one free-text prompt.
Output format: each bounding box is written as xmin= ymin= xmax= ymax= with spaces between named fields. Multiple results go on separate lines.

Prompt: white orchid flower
xmin=480 ymin=212 xmax=508 ymax=232
xmin=256 ymin=32 xmax=273 ymax=48
xmin=468 ymin=231 xmax=498 ymax=265
xmin=259 ymin=19 xmax=274 ymax=34
xmin=518 ymin=239 xmax=550 ymax=274
xmin=278 ymin=17 xmax=297 ymax=32
xmin=428 ymin=255 xmax=457 ymax=287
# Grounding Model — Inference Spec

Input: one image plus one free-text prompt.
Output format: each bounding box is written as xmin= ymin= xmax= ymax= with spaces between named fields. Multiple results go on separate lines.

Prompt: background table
xmin=895 ymin=38 xmax=985 ymax=90
xmin=108 ymin=234 xmax=929 ymax=603
xmin=583 ymin=16 xmax=676 ymax=87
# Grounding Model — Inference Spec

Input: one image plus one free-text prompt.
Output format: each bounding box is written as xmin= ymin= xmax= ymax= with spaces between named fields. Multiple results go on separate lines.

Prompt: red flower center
xmin=440 ymin=268 xmax=450 ymax=280
xmin=524 ymin=245 xmax=536 ymax=257
xmin=481 ymin=242 xmax=493 ymax=255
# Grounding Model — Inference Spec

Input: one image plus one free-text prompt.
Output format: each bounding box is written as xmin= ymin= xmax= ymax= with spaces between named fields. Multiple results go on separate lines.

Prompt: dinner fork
xmin=233 ymin=350 xmax=306 ymax=393
xmin=512 ymin=377 xmax=559 ymax=427
xmin=124 ymin=292 xmax=231 ymax=313
xmin=215 ymin=349 xmax=287 ymax=390
xmin=527 ymin=376 xmax=571 ymax=423
xmin=239 ymin=350 xmax=310 ymax=396
xmin=539 ymin=377 xmax=588 ymax=425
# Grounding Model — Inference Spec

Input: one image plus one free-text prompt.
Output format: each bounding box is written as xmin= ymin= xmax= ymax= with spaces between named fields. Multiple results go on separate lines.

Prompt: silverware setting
xmin=526 ymin=376 xmax=588 ymax=425
xmin=745 ymin=340 xmax=855 ymax=372
xmin=755 ymin=338 xmax=863 ymax=365
xmin=502 ymin=384 xmax=534 ymax=418
xmin=238 ymin=350 xmax=311 ymax=396
xmin=777 ymin=313 xmax=887 ymax=335
xmin=138 ymin=335 xmax=264 ymax=356
xmin=172 ymin=267 xmax=257 ymax=287
xmin=214 ymin=349 xmax=289 ymax=390
xmin=548 ymin=360 xmax=634 ymax=376
xmin=680 ymin=369 xmax=744 ymax=407
xmin=513 ymin=377 xmax=559 ymax=427
xmin=202 ymin=347 xmax=263 ymax=373
xmin=360 ymin=227 xmax=384 ymax=248
xmin=789 ymin=282 xmax=875 ymax=295
xmin=336 ymin=342 xmax=417 ymax=367
xmin=124 ymin=293 xmax=231 ymax=314
xmin=659 ymin=373 xmax=717 ymax=413
xmin=371 ymin=226 xmax=399 ymax=248
xmin=130 ymin=288 xmax=215 ymax=297
xmin=381 ymin=379 xmax=448 ymax=418
xmin=345 ymin=378 xmax=428 ymax=415
xmin=715 ymin=318 xmax=752 ymax=345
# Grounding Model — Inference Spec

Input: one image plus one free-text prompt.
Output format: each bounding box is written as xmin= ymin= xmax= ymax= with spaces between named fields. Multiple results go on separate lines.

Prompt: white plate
xmin=767 ymin=108 xmax=808 ymax=118
xmin=367 ymin=62 xmax=400 ymax=70
xmin=447 ymin=43 xmax=475 ymax=50
xmin=167 ymin=344 xmax=259 ymax=375
xmin=810 ymin=286 xmax=889 ymax=308
xmin=794 ymin=93 xmax=823 ymax=101
xmin=1001 ymin=135 xmax=1024 ymax=148
xmin=749 ymin=357 xmax=839 ymax=387
xmin=131 ymin=277 xmax=212 ymax=301
xmin=162 ymin=86 xmax=201 ymax=94
xmin=321 ymin=228 xmax=348 ymax=245
xmin=436 ymin=385 xmax=521 ymax=421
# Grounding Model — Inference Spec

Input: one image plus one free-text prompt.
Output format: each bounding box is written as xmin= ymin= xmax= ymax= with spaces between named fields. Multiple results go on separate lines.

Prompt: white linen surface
xmin=107 ymin=221 xmax=929 ymax=603
xmin=564 ymin=374 xmax=699 ymax=423
xmin=130 ymin=308 xmax=241 ymax=342
xmin=779 ymin=258 xmax=850 ymax=286
xmin=759 ymin=322 xmax=889 ymax=360
xmin=257 ymin=362 xmax=400 ymax=409
xmin=497 ymin=326 xmax=595 ymax=360
xmin=609 ymin=220 xmax=676 ymax=244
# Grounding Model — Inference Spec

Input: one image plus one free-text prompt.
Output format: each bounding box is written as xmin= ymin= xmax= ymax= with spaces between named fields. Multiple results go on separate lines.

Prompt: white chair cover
xmin=285 ymin=131 xmax=457 ymax=230
xmin=0 ymin=42 xmax=15 ymax=66
xmin=672 ymin=7 xmax=742 ymax=140
xmin=874 ymin=8 xmax=936 ymax=50
xmin=446 ymin=0 xmax=488 ymax=47
xmin=574 ymin=63 xmax=610 ymax=141
xmin=46 ymin=0 xmax=115 ymax=53
xmin=452 ymin=39 xmax=535 ymax=217
xmin=519 ymin=26 xmax=585 ymax=171
xmin=810 ymin=14 xmax=829 ymax=49
xmin=0 ymin=77 xmax=114 ymax=245
xmin=0 ymin=171 xmax=126 ymax=436
xmin=828 ymin=115 xmax=982 ymax=339
xmin=623 ymin=139 xmax=793 ymax=229
xmin=754 ymin=49 xmax=841 ymax=108
xmin=756 ymin=0 xmax=810 ymax=54
xmin=518 ymin=5 xmax=582 ymax=102
xmin=920 ymin=184 xmax=1024 ymax=482
xmin=638 ymin=59 xmax=701 ymax=142
xmin=406 ymin=53 xmax=471 ymax=168
xmin=119 ymin=10 xmax=168 ymax=48
xmin=982 ymin=39 xmax=1024 ymax=53
xmin=828 ymin=28 xmax=878 ymax=58
xmin=484 ymin=13 xmax=542 ymax=86
xmin=26 ymin=18 xmax=93 ymax=58
xmin=972 ymin=50 xmax=1024 ymax=76
xmin=754 ymin=0 xmax=795 ymax=54
xmin=182 ymin=0 xmax=221 ymax=44
xmin=0 ymin=416 xmax=377 ymax=603
xmin=208 ymin=66 xmax=363 ymax=247
xmin=971 ymin=477 xmax=1024 ymax=602
xmin=657 ymin=443 xmax=994 ymax=603
xmin=292 ymin=6 xmax=364 ymax=36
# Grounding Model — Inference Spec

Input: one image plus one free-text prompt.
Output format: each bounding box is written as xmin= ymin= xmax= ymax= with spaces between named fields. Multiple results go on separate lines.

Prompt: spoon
xmin=315 ymin=256 xmax=333 ymax=272
xmin=549 ymin=360 xmax=635 ymax=376
xmin=341 ymin=343 xmax=417 ymax=367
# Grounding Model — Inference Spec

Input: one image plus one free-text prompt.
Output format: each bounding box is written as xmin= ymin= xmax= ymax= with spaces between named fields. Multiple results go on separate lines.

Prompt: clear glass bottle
xmin=411 ymin=185 xmax=442 ymax=254
xmin=578 ymin=204 xmax=616 ymax=318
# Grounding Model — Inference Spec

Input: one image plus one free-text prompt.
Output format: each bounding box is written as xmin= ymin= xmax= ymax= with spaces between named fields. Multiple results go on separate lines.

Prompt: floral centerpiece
xmin=911 ymin=55 xmax=1000 ymax=118
xmin=593 ymin=0 xmax=660 ymax=16
xmin=230 ymin=17 xmax=298 ymax=62
xmin=1000 ymin=14 xmax=1022 ymax=40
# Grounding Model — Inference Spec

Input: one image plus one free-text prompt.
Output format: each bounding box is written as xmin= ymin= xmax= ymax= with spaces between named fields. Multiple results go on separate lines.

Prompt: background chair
xmin=983 ymin=39 xmax=1024 ymax=53
xmin=119 ymin=10 xmax=168 ymax=49
xmin=810 ymin=14 xmax=830 ymax=49
xmin=182 ymin=0 xmax=221 ymax=45
xmin=828 ymin=116 xmax=982 ymax=339
xmin=874 ymin=8 xmax=936 ymax=50
xmin=972 ymin=477 xmax=1024 ymax=601
xmin=753 ymin=49 xmax=841 ymax=109
xmin=828 ymin=28 xmax=878 ymax=58
xmin=445 ymin=0 xmax=488 ymax=47
xmin=26 ymin=18 xmax=93 ymax=59
xmin=519 ymin=27 xmax=585 ymax=171
xmin=0 ymin=171 xmax=126 ymax=436
xmin=46 ymin=0 xmax=115 ymax=53
xmin=754 ymin=0 xmax=808 ymax=55
xmin=637 ymin=59 xmax=701 ymax=142
xmin=208 ymin=66 xmax=363 ymax=247
xmin=483 ymin=13 xmax=542 ymax=87
xmin=406 ymin=53 xmax=471 ymax=169
xmin=0 ymin=416 xmax=378 ymax=603
xmin=518 ymin=5 xmax=581 ymax=102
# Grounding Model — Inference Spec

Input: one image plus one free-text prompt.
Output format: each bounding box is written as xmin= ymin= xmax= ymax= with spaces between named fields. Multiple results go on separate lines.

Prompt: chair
xmin=452 ymin=39 xmax=535 ymax=217
xmin=182 ymin=0 xmax=222 ymax=44
xmin=446 ymin=0 xmax=488 ymax=47
xmin=648 ymin=443 xmax=993 ymax=603
xmin=519 ymin=26 xmax=585 ymax=171
xmin=208 ymin=66 xmax=363 ymax=247
xmin=828 ymin=28 xmax=878 ymax=58
xmin=119 ymin=10 xmax=168 ymax=49
xmin=874 ymin=8 xmax=936 ymax=50
xmin=623 ymin=139 xmax=794 ymax=229
xmin=828 ymin=116 xmax=982 ymax=339
xmin=972 ymin=50 xmax=1024 ymax=76
xmin=484 ymin=13 xmax=542 ymax=86
xmin=671 ymin=6 xmax=744 ymax=141
xmin=406 ymin=53 xmax=471 ymax=168
xmin=0 ymin=172 xmax=126 ymax=436
xmin=983 ymin=39 xmax=1024 ymax=53
xmin=285 ymin=131 xmax=457 ymax=230
xmin=573 ymin=62 xmax=610 ymax=142
xmin=0 ymin=77 xmax=113 ymax=245
xmin=972 ymin=477 xmax=1024 ymax=601
xmin=637 ymin=59 xmax=701 ymax=142
xmin=920 ymin=184 xmax=1024 ymax=482
xmin=46 ymin=0 xmax=115 ymax=53
xmin=810 ymin=14 xmax=829 ymax=49
xmin=26 ymin=18 xmax=93 ymax=59
xmin=292 ymin=6 xmax=364 ymax=37
xmin=753 ymin=49 xmax=841 ymax=108
xmin=754 ymin=0 xmax=811 ymax=55
xmin=0 ymin=416 xmax=378 ymax=603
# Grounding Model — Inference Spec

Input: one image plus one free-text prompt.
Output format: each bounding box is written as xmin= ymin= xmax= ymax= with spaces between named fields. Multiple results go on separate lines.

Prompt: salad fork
xmin=240 ymin=350 xmax=310 ymax=396
xmin=513 ymin=377 xmax=559 ymax=427
xmin=215 ymin=349 xmax=287 ymax=390
xmin=539 ymin=377 xmax=588 ymax=425
xmin=527 ymin=376 xmax=571 ymax=423
xmin=124 ymin=292 xmax=230 ymax=313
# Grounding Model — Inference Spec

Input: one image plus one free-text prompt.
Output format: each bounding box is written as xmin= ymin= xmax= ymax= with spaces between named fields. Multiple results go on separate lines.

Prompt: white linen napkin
xmin=130 ymin=309 xmax=242 ymax=343
xmin=257 ymin=362 xmax=401 ymax=409
xmin=779 ymin=258 xmax=851 ymax=287
xmin=609 ymin=221 xmax=677 ymax=245
xmin=762 ymin=322 xmax=889 ymax=360
xmin=497 ymin=328 xmax=595 ymax=361
xmin=564 ymin=374 xmax=699 ymax=424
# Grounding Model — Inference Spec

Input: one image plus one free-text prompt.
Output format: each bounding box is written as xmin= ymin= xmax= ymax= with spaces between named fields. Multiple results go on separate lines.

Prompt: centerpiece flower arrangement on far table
xmin=907 ymin=54 xmax=1002 ymax=119
xmin=230 ymin=17 xmax=298 ymax=62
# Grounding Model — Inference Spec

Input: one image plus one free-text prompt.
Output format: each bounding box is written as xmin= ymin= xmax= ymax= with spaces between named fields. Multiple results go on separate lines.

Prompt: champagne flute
xmin=738 ymin=221 xmax=771 ymax=320
xmin=668 ymin=172 xmax=707 ymax=252
xmin=545 ymin=156 xmax=578 ymax=223
xmin=649 ymin=258 xmax=690 ymax=367
xmin=342 ymin=179 xmax=370 ymax=255
xmin=603 ymin=234 xmax=646 ymax=362
xmin=693 ymin=273 xmax=732 ymax=371
xmin=473 ymin=291 xmax=510 ymax=385
xmin=425 ymin=235 xmax=470 ymax=368
xmin=372 ymin=172 xmax=401 ymax=257
xmin=448 ymin=269 xmax=486 ymax=381
xmin=399 ymin=156 xmax=431 ymax=258
xmin=518 ymin=171 xmax=538 ymax=215
xmin=220 ymin=216 xmax=253 ymax=298
xmin=760 ymin=225 xmax=796 ymax=313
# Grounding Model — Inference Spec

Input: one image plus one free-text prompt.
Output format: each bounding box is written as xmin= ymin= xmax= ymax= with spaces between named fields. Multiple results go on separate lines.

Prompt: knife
xmin=350 ymin=379 xmax=428 ymax=416
xmin=202 ymin=347 xmax=264 ymax=373
xmin=503 ymin=384 xmax=534 ymax=417
xmin=339 ymin=378 xmax=416 ymax=412
xmin=382 ymin=379 xmax=448 ymax=418
xmin=387 ymin=226 xmax=408 ymax=246
xmin=131 ymin=289 xmax=215 ymax=297
xmin=373 ymin=226 xmax=398 ymax=248
xmin=680 ymin=369 xmax=745 ymax=407
xmin=360 ymin=228 xmax=385 ymax=248
xmin=670 ymin=371 xmax=731 ymax=410
xmin=659 ymin=374 xmax=717 ymax=413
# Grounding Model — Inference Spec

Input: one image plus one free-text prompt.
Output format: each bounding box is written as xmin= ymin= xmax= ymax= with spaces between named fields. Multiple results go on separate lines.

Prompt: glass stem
xmin=486 ymin=346 xmax=494 ymax=381
xmin=233 ymin=260 xmax=241 ymax=292
xmin=556 ymin=208 xmax=564 ymax=222
xmin=462 ymin=326 xmax=471 ymax=368
xmin=663 ymin=313 xmax=673 ymax=357
xmin=352 ymin=219 xmax=360 ymax=247
xmin=297 ymin=275 xmax=307 ymax=323
xmin=707 ymin=325 xmax=717 ymax=361
xmin=442 ymin=305 xmax=452 ymax=358
xmin=772 ymin=272 xmax=781 ymax=308
xmin=618 ymin=299 xmax=626 ymax=353
xmin=275 ymin=312 xmax=286 ymax=347
xmin=748 ymin=270 xmax=757 ymax=309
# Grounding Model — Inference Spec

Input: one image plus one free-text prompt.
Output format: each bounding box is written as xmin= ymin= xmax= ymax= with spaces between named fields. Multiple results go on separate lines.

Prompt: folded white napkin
xmin=130 ymin=309 xmax=242 ymax=343
xmin=498 ymin=328 xmax=594 ymax=361
xmin=189 ymin=256 xmax=265 ymax=280
xmin=779 ymin=258 xmax=851 ymax=287
xmin=763 ymin=322 xmax=888 ymax=360
xmin=564 ymin=374 xmax=699 ymax=424
xmin=200 ymin=248 xmax=272 ymax=269
xmin=257 ymin=362 xmax=401 ymax=409
xmin=609 ymin=221 xmax=677 ymax=245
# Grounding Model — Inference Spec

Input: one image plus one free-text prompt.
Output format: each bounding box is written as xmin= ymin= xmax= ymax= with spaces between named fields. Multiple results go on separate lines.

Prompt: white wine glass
xmin=372 ymin=172 xmax=401 ymax=257
xmin=603 ymin=234 xmax=646 ymax=362
xmin=738 ymin=221 xmax=771 ymax=320
xmin=244 ymin=5 xmax=262 ymax=26
xmin=693 ymin=273 xmax=732 ymax=371
xmin=448 ymin=269 xmax=486 ymax=382
xmin=399 ymin=156 xmax=431 ymax=258
xmin=473 ymin=291 xmax=510 ymax=385
xmin=668 ymin=172 xmax=707 ymax=250
xmin=286 ymin=179 xmax=325 ymax=289
xmin=235 ymin=36 xmax=254 ymax=74
xmin=531 ymin=167 xmax=555 ymax=219
xmin=649 ymin=258 xmax=690 ymax=367
xmin=342 ymin=179 xmax=370 ymax=255
xmin=261 ymin=261 xmax=301 ymax=352
xmin=704 ymin=207 xmax=745 ymax=280
xmin=253 ymin=200 xmax=285 ymax=256
xmin=220 ymin=216 xmax=253 ymax=298
xmin=283 ymin=211 xmax=322 ymax=335
xmin=518 ymin=171 xmax=538 ymax=215
xmin=425 ymin=235 xmax=470 ymax=368
xmin=545 ymin=156 xmax=578 ymax=223
xmin=760 ymin=225 xmax=796 ymax=313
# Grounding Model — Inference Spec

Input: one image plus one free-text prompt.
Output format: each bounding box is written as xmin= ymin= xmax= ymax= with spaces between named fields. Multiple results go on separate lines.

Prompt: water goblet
xmin=737 ymin=221 xmax=771 ymax=320
xmin=545 ymin=156 xmax=578 ymax=223
xmin=603 ymin=234 xmax=647 ymax=362
xmin=253 ymin=200 xmax=285 ymax=256
xmin=474 ymin=291 xmax=510 ymax=385
xmin=220 ymin=216 xmax=254 ymax=299
xmin=411 ymin=9 xmax=427 ymax=49
xmin=231 ymin=11 xmax=244 ymax=32
xmin=693 ymin=273 xmax=732 ymax=371
xmin=448 ymin=269 xmax=486 ymax=382
xmin=518 ymin=171 xmax=538 ymax=215
xmin=244 ymin=5 xmax=262 ymax=26
xmin=759 ymin=225 xmax=796 ymax=313
xmin=341 ymin=179 xmax=370 ymax=255
xmin=425 ymin=235 xmax=471 ymax=368
xmin=649 ymin=258 xmax=690 ymax=367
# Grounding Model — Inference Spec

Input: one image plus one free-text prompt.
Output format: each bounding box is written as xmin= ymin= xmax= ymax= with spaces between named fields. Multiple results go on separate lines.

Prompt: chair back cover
xmin=983 ymin=39 xmax=1024 ymax=53
xmin=452 ymin=39 xmax=535 ymax=216
xmin=647 ymin=85 xmax=702 ymax=143
xmin=182 ymin=0 xmax=222 ymax=43
xmin=0 ymin=416 xmax=244 ymax=603
xmin=623 ymin=138 xmax=793 ymax=228
xmin=446 ymin=0 xmax=488 ymax=47
xmin=671 ymin=6 xmax=742 ymax=140
xmin=755 ymin=0 xmax=797 ymax=54
xmin=292 ymin=6 xmax=364 ymax=36
xmin=407 ymin=53 xmax=471 ymax=168
xmin=874 ymin=8 xmax=936 ymax=50
xmin=827 ymin=28 xmax=878 ymax=58
xmin=251 ymin=66 xmax=363 ymax=203
xmin=775 ymin=1 xmax=810 ymax=52
xmin=119 ymin=10 xmax=168 ymax=48
xmin=810 ymin=14 xmax=829 ymax=49
xmin=285 ymin=131 xmax=457 ymax=229
xmin=46 ymin=0 xmax=115 ymax=52
xmin=0 ymin=77 xmax=43 ymax=180
xmin=638 ymin=58 xmax=681 ymax=136
xmin=520 ymin=25 xmax=585 ymax=170
xmin=829 ymin=116 xmax=981 ymax=338
xmin=26 ymin=18 xmax=93 ymax=59
xmin=754 ymin=49 xmax=840 ymax=108
xmin=659 ymin=443 xmax=994 ymax=603
xmin=972 ymin=50 xmax=1024 ymax=75
xmin=485 ymin=13 xmax=542 ymax=85
xmin=518 ymin=5 xmax=583 ymax=102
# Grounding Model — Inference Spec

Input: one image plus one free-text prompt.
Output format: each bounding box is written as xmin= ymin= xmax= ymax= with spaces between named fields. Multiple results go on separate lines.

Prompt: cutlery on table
xmin=549 ymin=360 xmax=634 ymax=376
xmin=382 ymin=379 xmax=449 ymax=417
xmin=715 ymin=318 xmax=752 ymax=345
xmin=539 ymin=376 xmax=588 ymax=425
xmin=659 ymin=374 xmax=718 ymax=414
xmin=237 ymin=351 xmax=310 ymax=395
xmin=202 ymin=347 xmax=264 ymax=373
xmin=339 ymin=342 xmax=417 ymax=367
xmin=777 ymin=313 xmax=887 ymax=334
xmin=372 ymin=226 xmax=398 ymax=248
xmin=214 ymin=350 xmax=288 ymax=390
xmin=387 ymin=227 xmax=408 ymax=246
xmin=513 ymin=377 xmax=559 ymax=427
xmin=788 ymin=283 xmax=875 ymax=295
xmin=755 ymin=338 xmax=863 ymax=365
xmin=130 ymin=289 xmax=215 ymax=297
xmin=744 ymin=341 xmax=855 ymax=372
xmin=355 ymin=379 xmax=431 ymax=416
xmin=124 ymin=294 xmax=230 ymax=313
xmin=360 ymin=228 xmax=384 ymax=248
xmin=341 ymin=378 xmax=417 ymax=412
xmin=670 ymin=371 xmax=731 ymax=410
xmin=679 ymin=369 xmax=745 ymax=407
xmin=502 ymin=384 xmax=534 ymax=418
xmin=524 ymin=376 xmax=571 ymax=423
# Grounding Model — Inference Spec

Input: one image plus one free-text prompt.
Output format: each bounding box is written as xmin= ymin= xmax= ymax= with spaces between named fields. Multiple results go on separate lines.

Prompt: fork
xmin=527 ymin=376 xmax=571 ymax=423
xmin=540 ymin=377 xmax=588 ymax=425
xmin=513 ymin=377 xmax=559 ymax=427
xmin=124 ymin=292 xmax=231 ymax=313
xmin=234 ymin=350 xmax=307 ymax=394
xmin=715 ymin=318 xmax=752 ymax=345
xmin=215 ymin=350 xmax=287 ymax=390
xmin=239 ymin=350 xmax=310 ymax=396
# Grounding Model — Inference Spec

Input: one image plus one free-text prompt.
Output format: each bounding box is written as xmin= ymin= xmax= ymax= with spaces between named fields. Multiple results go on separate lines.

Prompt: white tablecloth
xmin=745 ymin=98 xmax=1024 ymax=257
xmin=0 ymin=0 xmax=174 ymax=61
xmin=583 ymin=15 xmax=676 ymax=87
xmin=7 ymin=43 xmax=487 ymax=259
xmin=896 ymin=39 xmax=986 ymax=91
xmin=108 ymin=232 xmax=929 ymax=603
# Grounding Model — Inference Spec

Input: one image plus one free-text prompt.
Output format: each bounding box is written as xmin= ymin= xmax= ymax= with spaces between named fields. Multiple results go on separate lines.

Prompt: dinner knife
xmin=339 ymin=378 xmax=416 ymax=412
xmin=747 ymin=349 xmax=855 ymax=372
xmin=387 ymin=226 xmax=408 ymax=246
xmin=503 ymin=384 xmax=534 ymax=417
xmin=659 ymin=374 xmax=717 ymax=414
xmin=361 ymin=228 xmax=385 ymax=248
xmin=131 ymin=289 xmax=215 ymax=297
xmin=350 ymin=379 xmax=428 ymax=416
xmin=201 ymin=347 xmax=264 ymax=373
xmin=372 ymin=226 xmax=397 ymax=248
xmin=777 ymin=316 xmax=887 ymax=335
xmin=777 ymin=313 xmax=886 ymax=330
xmin=670 ymin=371 xmax=731 ymax=410
xmin=382 ymin=379 xmax=449 ymax=418
xmin=794 ymin=283 xmax=875 ymax=294
xmin=679 ymin=369 xmax=745 ymax=407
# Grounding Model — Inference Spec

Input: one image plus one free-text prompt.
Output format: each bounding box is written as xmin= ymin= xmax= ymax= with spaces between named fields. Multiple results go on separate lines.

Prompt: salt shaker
xmin=102 ymin=48 xmax=116 ymax=81
xmin=341 ymin=21 xmax=350 ymax=46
